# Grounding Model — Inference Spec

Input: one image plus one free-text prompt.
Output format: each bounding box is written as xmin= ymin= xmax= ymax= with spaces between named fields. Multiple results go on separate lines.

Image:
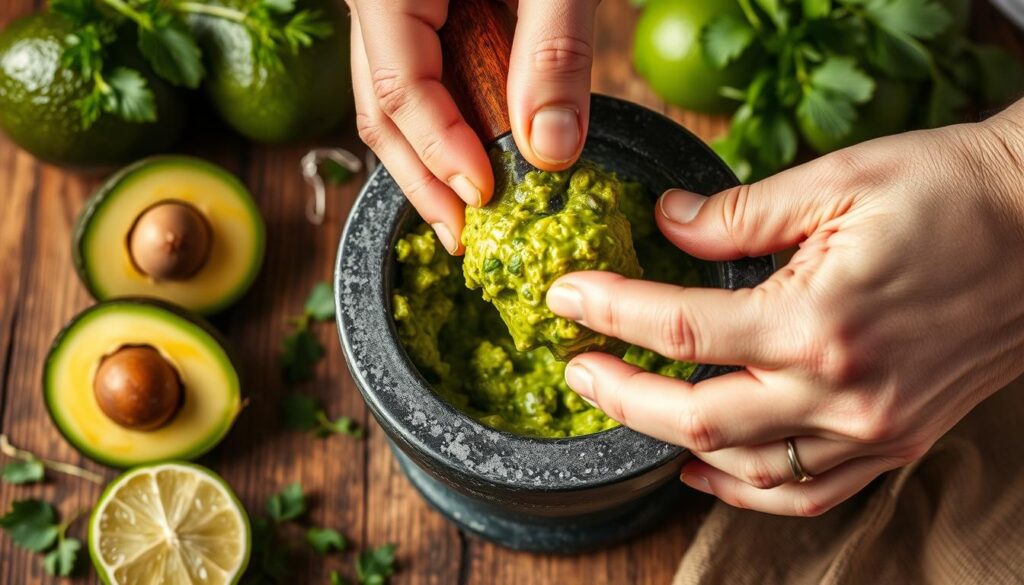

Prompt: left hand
xmin=545 ymin=104 xmax=1024 ymax=516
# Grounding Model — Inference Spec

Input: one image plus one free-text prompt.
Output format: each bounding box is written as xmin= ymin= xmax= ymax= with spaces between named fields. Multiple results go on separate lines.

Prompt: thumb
xmin=655 ymin=160 xmax=850 ymax=261
xmin=507 ymin=0 xmax=598 ymax=171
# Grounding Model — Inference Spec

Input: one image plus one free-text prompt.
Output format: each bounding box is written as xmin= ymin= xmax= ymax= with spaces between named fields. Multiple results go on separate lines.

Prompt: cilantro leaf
xmin=316 ymin=411 xmax=364 ymax=439
xmin=61 ymin=23 xmax=112 ymax=78
xmin=2 ymin=460 xmax=44 ymax=485
xmin=356 ymin=543 xmax=397 ymax=585
xmin=104 ymin=67 xmax=157 ymax=123
xmin=43 ymin=537 xmax=81 ymax=577
xmin=138 ymin=20 xmax=205 ymax=88
xmin=281 ymin=328 xmax=324 ymax=384
xmin=0 ymin=500 xmax=59 ymax=553
xmin=267 ymin=483 xmax=306 ymax=523
xmin=797 ymin=85 xmax=857 ymax=138
xmin=863 ymin=0 xmax=951 ymax=40
xmin=242 ymin=515 xmax=291 ymax=584
xmin=281 ymin=10 xmax=333 ymax=54
xmin=307 ymin=527 xmax=346 ymax=554
xmin=867 ymin=27 xmax=931 ymax=80
xmin=50 ymin=0 xmax=99 ymax=24
xmin=744 ymin=113 xmax=798 ymax=169
xmin=281 ymin=393 xmax=319 ymax=430
xmin=809 ymin=56 xmax=875 ymax=104
xmin=926 ymin=71 xmax=969 ymax=128
xmin=802 ymin=0 xmax=831 ymax=19
xmin=702 ymin=14 xmax=756 ymax=69
xmin=304 ymin=281 xmax=335 ymax=321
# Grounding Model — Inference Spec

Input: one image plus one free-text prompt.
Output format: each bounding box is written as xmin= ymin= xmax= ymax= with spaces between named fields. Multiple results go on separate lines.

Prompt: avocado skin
xmin=191 ymin=0 xmax=353 ymax=143
xmin=43 ymin=298 xmax=241 ymax=468
xmin=0 ymin=13 xmax=185 ymax=168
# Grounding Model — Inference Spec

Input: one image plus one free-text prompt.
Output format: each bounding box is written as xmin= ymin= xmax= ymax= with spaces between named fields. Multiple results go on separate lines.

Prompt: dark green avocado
xmin=0 ymin=13 xmax=185 ymax=168
xmin=190 ymin=0 xmax=353 ymax=143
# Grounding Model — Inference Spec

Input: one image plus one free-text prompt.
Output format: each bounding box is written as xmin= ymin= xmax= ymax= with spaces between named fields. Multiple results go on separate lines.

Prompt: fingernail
xmin=431 ymin=223 xmax=458 ymax=255
xmin=530 ymin=106 xmax=580 ymax=165
xmin=448 ymin=174 xmax=482 ymax=207
xmin=680 ymin=472 xmax=712 ymax=494
xmin=546 ymin=283 xmax=584 ymax=321
xmin=659 ymin=189 xmax=706 ymax=224
xmin=564 ymin=362 xmax=594 ymax=400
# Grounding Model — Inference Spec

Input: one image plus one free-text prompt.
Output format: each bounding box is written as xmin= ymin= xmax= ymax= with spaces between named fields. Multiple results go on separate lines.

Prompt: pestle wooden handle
xmin=439 ymin=0 xmax=516 ymax=144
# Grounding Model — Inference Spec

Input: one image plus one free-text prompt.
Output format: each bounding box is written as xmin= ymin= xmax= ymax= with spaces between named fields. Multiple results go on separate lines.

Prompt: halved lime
xmin=89 ymin=462 xmax=251 ymax=585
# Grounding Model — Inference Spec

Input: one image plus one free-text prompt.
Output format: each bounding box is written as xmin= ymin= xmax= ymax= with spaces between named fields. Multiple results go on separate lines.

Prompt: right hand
xmin=347 ymin=0 xmax=599 ymax=254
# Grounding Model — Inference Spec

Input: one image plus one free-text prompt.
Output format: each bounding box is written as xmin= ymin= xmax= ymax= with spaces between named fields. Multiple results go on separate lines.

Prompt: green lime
xmin=632 ymin=0 xmax=757 ymax=113
xmin=89 ymin=462 xmax=250 ymax=585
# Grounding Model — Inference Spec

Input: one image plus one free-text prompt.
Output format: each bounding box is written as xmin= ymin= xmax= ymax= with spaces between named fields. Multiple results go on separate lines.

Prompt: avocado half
xmin=44 ymin=299 xmax=241 ymax=467
xmin=73 ymin=156 xmax=265 ymax=315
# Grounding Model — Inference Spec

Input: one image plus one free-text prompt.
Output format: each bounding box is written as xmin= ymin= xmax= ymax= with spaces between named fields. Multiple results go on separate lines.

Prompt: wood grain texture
xmin=440 ymin=0 xmax=516 ymax=143
xmin=0 ymin=1 xmax=1022 ymax=585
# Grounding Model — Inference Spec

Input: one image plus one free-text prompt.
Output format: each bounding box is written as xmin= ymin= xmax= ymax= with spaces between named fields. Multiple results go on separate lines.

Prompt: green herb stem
xmin=737 ymin=0 xmax=764 ymax=31
xmin=0 ymin=436 xmax=104 ymax=485
xmin=174 ymin=1 xmax=249 ymax=23
xmin=99 ymin=0 xmax=152 ymax=30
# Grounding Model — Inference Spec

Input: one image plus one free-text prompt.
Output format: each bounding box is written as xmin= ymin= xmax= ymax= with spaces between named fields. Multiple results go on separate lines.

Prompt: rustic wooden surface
xmin=1 ymin=1 xmax=1022 ymax=584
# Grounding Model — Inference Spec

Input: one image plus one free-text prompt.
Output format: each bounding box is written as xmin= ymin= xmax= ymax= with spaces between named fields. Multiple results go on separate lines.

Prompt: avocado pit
xmin=93 ymin=345 xmax=183 ymax=430
xmin=128 ymin=201 xmax=212 ymax=281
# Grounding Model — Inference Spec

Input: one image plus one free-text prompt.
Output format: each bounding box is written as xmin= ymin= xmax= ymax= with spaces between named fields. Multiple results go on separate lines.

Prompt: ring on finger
xmin=786 ymin=437 xmax=814 ymax=483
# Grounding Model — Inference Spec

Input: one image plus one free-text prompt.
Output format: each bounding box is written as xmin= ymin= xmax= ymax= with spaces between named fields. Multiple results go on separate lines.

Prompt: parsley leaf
xmin=2 ymin=460 xmax=44 ymax=485
xmin=744 ymin=113 xmax=798 ymax=169
xmin=863 ymin=0 xmax=951 ymax=40
xmin=702 ymin=14 xmax=756 ymax=69
xmin=0 ymin=500 xmax=59 ymax=553
xmin=281 ymin=328 xmax=324 ymax=384
xmin=137 ymin=19 xmax=205 ymax=88
xmin=104 ymin=67 xmax=157 ymax=123
xmin=267 ymin=483 xmax=306 ymax=523
xmin=307 ymin=527 xmax=346 ymax=554
xmin=43 ymin=537 xmax=81 ymax=577
xmin=798 ymin=85 xmax=857 ymax=138
xmin=356 ymin=543 xmax=397 ymax=585
xmin=808 ymin=56 xmax=875 ymax=104
xmin=304 ymin=281 xmax=335 ymax=321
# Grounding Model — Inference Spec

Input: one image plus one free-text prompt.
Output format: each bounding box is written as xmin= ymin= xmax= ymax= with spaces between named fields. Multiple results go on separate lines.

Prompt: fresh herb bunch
xmin=698 ymin=0 xmax=1024 ymax=180
xmin=0 ymin=500 xmax=85 ymax=577
xmin=49 ymin=0 xmax=333 ymax=129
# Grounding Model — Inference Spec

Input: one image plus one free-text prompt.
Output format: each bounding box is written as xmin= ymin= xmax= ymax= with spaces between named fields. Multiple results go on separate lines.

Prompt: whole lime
xmin=633 ymin=0 xmax=757 ymax=113
xmin=0 ymin=13 xmax=184 ymax=168
xmin=799 ymin=78 xmax=918 ymax=154
xmin=191 ymin=0 xmax=353 ymax=143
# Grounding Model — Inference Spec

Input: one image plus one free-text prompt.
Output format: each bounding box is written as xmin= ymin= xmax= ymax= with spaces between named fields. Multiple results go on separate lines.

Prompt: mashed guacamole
xmin=392 ymin=163 xmax=702 ymax=438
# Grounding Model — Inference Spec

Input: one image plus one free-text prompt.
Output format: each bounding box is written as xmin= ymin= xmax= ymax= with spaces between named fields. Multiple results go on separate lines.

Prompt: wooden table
xmin=1 ymin=2 xmax=1022 ymax=583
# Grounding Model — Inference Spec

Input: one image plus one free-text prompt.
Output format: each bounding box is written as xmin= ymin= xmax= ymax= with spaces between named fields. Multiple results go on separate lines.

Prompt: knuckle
xmin=417 ymin=118 xmax=460 ymax=166
xmin=676 ymin=405 xmax=721 ymax=452
xmin=355 ymin=112 xmax=385 ymax=150
xmin=741 ymin=454 xmax=784 ymax=490
xmin=846 ymin=404 xmax=897 ymax=443
xmin=601 ymin=369 xmax=643 ymax=424
xmin=660 ymin=304 xmax=698 ymax=362
xmin=718 ymin=183 xmax=755 ymax=254
xmin=400 ymin=172 xmax=440 ymax=202
xmin=794 ymin=492 xmax=831 ymax=517
xmin=371 ymin=67 xmax=416 ymax=119
xmin=530 ymin=35 xmax=594 ymax=77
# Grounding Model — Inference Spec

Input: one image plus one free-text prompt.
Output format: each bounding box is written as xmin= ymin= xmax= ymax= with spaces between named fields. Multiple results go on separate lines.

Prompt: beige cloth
xmin=674 ymin=378 xmax=1024 ymax=585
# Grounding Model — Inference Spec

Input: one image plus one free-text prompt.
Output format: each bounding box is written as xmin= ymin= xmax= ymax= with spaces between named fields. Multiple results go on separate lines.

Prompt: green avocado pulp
xmin=392 ymin=163 xmax=703 ymax=438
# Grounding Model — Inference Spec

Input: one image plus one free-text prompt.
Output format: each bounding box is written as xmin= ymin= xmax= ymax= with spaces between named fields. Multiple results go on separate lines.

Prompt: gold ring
xmin=786 ymin=438 xmax=814 ymax=483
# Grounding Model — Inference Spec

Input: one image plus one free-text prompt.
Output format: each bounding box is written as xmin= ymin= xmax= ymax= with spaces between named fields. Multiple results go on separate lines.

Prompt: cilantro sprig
xmin=699 ymin=0 xmax=1024 ymax=181
xmin=282 ymin=392 xmax=364 ymax=439
xmin=48 ymin=0 xmax=334 ymax=129
xmin=281 ymin=281 xmax=335 ymax=384
xmin=0 ymin=500 xmax=85 ymax=577
xmin=0 ymin=434 xmax=104 ymax=485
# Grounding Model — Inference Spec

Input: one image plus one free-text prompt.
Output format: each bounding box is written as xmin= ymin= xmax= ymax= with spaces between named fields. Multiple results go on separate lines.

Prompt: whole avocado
xmin=0 ymin=13 xmax=184 ymax=168
xmin=191 ymin=0 xmax=353 ymax=143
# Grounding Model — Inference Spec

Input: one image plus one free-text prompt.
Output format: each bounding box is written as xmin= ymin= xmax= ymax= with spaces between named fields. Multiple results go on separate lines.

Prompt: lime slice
xmin=89 ymin=462 xmax=251 ymax=585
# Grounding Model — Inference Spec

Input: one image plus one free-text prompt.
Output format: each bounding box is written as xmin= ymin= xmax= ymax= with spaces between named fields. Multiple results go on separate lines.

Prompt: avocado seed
xmin=129 ymin=201 xmax=211 ymax=280
xmin=93 ymin=346 xmax=182 ymax=430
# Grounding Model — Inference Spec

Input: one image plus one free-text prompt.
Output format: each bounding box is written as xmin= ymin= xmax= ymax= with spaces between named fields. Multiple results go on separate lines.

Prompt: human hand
xmin=348 ymin=0 xmax=597 ymax=254
xmin=546 ymin=101 xmax=1024 ymax=516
